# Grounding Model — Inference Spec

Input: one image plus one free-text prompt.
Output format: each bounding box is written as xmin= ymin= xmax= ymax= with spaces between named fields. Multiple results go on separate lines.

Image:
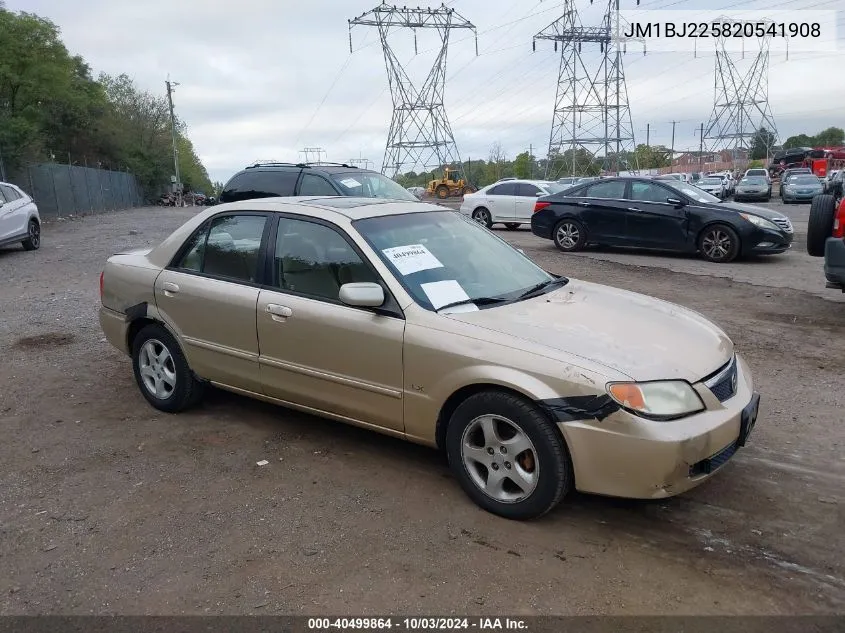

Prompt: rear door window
xmin=584 ymin=180 xmax=627 ymax=199
xmin=219 ymin=169 xmax=301 ymax=203
xmin=0 ymin=185 xmax=20 ymax=200
xmin=489 ymin=182 xmax=517 ymax=196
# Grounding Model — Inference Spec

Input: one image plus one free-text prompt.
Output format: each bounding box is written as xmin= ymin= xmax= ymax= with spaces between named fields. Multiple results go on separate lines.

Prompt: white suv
xmin=0 ymin=182 xmax=41 ymax=251
xmin=459 ymin=179 xmax=568 ymax=229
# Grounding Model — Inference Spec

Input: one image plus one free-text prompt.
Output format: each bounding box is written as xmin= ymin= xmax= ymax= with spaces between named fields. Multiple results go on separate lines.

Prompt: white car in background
xmin=695 ymin=176 xmax=728 ymax=199
xmin=0 ymin=182 xmax=41 ymax=251
xmin=459 ymin=179 xmax=568 ymax=229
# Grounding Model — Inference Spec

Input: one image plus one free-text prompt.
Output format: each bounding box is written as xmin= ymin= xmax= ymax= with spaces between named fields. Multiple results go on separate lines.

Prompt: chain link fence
xmin=6 ymin=163 xmax=145 ymax=218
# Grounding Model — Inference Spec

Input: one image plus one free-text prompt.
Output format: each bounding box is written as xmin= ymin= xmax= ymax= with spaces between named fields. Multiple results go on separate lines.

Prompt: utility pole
xmin=0 ymin=143 xmax=6 ymax=182
xmin=646 ymin=124 xmax=650 ymax=149
xmin=300 ymin=147 xmax=326 ymax=164
xmin=669 ymin=120 xmax=678 ymax=173
xmin=165 ymin=78 xmax=182 ymax=206
xmin=529 ymin=143 xmax=534 ymax=179
xmin=698 ymin=123 xmax=705 ymax=173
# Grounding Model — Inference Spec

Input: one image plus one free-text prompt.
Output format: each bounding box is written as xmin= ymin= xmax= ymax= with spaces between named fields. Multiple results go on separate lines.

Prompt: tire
xmin=462 ymin=186 xmax=476 ymax=196
xmin=445 ymin=391 xmax=572 ymax=520
xmin=21 ymin=219 xmax=40 ymax=251
xmin=131 ymin=323 xmax=203 ymax=412
xmin=471 ymin=207 xmax=493 ymax=229
xmin=698 ymin=224 xmax=740 ymax=263
xmin=807 ymin=194 xmax=837 ymax=257
xmin=436 ymin=185 xmax=449 ymax=199
xmin=552 ymin=218 xmax=587 ymax=252
xmin=504 ymin=223 xmax=520 ymax=230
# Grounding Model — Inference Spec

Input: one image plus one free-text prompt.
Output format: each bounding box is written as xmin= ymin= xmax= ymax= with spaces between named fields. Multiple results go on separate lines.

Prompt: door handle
xmin=266 ymin=303 xmax=293 ymax=320
xmin=577 ymin=201 xmax=590 ymax=206
xmin=162 ymin=282 xmax=180 ymax=296
xmin=627 ymin=207 xmax=642 ymax=212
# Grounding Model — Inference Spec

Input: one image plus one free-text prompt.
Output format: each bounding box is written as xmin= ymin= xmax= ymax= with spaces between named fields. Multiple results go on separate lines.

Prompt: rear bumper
xmin=824 ymin=237 xmax=845 ymax=290
xmin=556 ymin=354 xmax=757 ymax=499
xmin=99 ymin=305 xmax=130 ymax=355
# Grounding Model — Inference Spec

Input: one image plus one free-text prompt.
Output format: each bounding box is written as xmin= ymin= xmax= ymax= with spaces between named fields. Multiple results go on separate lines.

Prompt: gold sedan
xmin=99 ymin=196 xmax=760 ymax=519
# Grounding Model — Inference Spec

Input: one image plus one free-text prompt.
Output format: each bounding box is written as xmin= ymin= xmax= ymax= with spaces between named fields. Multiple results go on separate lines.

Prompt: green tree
xmin=749 ymin=127 xmax=776 ymax=160
xmin=633 ymin=144 xmax=671 ymax=169
xmin=783 ymin=133 xmax=816 ymax=149
xmin=513 ymin=151 xmax=533 ymax=179
xmin=814 ymin=126 xmax=844 ymax=147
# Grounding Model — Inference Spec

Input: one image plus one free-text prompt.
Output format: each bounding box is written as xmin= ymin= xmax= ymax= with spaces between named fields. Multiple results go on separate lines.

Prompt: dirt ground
xmin=0 ymin=205 xmax=843 ymax=616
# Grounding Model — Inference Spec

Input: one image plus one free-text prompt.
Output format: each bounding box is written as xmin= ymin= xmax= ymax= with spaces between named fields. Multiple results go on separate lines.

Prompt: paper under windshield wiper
xmin=517 ymin=276 xmax=569 ymax=300
xmin=436 ymin=297 xmax=508 ymax=312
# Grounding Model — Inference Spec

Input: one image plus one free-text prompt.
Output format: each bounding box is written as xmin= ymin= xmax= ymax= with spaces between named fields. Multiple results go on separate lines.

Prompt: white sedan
xmin=0 ymin=182 xmax=41 ymax=251
xmin=459 ymin=179 xmax=568 ymax=230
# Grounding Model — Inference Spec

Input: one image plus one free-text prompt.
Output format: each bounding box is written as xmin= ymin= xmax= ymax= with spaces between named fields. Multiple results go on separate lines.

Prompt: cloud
xmin=11 ymin=0 xmax=843 ymax=182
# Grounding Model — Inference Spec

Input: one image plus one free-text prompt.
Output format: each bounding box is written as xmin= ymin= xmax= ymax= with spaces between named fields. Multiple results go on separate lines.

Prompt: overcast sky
xmin=12 ymin=0 xmax=844 ymax=183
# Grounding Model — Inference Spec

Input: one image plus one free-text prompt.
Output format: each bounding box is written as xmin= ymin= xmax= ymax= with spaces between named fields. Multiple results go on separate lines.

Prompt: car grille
xmin=703 ymin=356 xmax=738 ymax=402
xmin=771 ymin=217 xmax=793 ymax=233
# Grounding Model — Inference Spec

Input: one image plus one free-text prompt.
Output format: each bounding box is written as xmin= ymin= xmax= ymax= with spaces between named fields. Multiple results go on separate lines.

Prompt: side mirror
xmin=666 ymin=197 xmax=685 ymax=206
xmin=339 ymin=282 xmax=385 ymax=308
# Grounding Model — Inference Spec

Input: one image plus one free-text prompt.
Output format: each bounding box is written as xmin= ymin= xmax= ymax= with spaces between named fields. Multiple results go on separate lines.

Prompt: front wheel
xmin=21 ymin=219 xmax=40 ymax=251
xmin=436 ymin=185 xmax=449 ymax=199
xmin=698 ymin=224 xmax=740 ymax=263
xmin=131 ymin=323 xmax=203 ymax=412
xmin=471 ymin=207 xmax=493 ymax=229
xmin=445 ymin=391 xmax=572 ymax=520
xmin=552 ymin=218 xmax=586 ymax=252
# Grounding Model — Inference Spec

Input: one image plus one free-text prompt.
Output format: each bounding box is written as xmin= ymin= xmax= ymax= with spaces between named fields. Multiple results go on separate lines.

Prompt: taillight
xmin=534 ymin=201 xmax=551 ymax=213
xmin=99 ymin=270 xmax=104 ymax=301
xmin=833 ymin=199 xmax=845 ymax=238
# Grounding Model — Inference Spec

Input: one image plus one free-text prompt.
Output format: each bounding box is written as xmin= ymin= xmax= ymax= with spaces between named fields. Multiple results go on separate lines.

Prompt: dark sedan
xmin=531 ymin=177 xmax=794 ymax=263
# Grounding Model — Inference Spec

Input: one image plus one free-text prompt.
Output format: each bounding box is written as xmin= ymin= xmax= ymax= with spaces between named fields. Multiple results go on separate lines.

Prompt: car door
xmin=514 ymin=182 xmax=542 ymax=222
xmin=624 ymin=181 xmax=691 ymax=250
xmin=256 ymin=215 xmax=405 ymax=432
xmin=573 ymin=179 xmax=630 ymax=243
xmin=484 ymin=182 xmax=518 ymax=221
xmin=154 ymin=212 xmax=271 ymax=393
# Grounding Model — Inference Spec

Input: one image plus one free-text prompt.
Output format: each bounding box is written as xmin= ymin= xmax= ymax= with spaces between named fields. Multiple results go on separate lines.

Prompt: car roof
xmin=213 ymin=196 xmax=445 ymax=220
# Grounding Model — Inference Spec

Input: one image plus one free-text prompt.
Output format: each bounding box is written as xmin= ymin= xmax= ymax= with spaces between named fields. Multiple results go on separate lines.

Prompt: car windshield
xmin=330 ymin=172 xmax=417 ymax=201
xmin=699 ymin=178 xmax=722 ymax=185
xmin=791 ymin=175 xmax=821 ymax=185
xmin=742 ymin=177 xmax=767 ymax=184
xmin=353 ymin=211 xmax=556 ymax=312
xmin=664 ymin=180 xmax=721 ymax=203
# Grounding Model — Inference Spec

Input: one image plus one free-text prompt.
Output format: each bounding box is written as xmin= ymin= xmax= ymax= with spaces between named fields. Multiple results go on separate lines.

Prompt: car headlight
xmin=606 ymin=380 xmax=705 ymax=420
xmin=740 ymin=213 xmax=779 ymax=231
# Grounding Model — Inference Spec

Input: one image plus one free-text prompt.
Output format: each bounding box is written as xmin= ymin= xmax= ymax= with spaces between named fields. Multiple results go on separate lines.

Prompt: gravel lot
xmin=1 ymin=204 xmax=843 ymax=616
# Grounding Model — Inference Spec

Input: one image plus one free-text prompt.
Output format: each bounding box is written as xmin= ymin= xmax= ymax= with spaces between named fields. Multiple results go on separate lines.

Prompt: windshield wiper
xmin=517 ymin=276 xmax=570 ymax=300
xmin=436 ymin=296 xmax=508 ymax=312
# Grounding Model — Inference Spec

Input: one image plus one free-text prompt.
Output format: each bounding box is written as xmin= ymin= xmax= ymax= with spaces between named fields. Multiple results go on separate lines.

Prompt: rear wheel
xmin=445 ymin=391 xmax=572 ymax=520
xmin=21 ymin=219 xmax=40 ymax=251
xmin=504 ymin=223 xmax=520 ymax=230
xmin=471 ymin=207 xmax=493 ymax=229
xmin=698 ymin=224 xmax=740 ymax=263
xmin=807 ymin=194 xmax=837 ymax=257
xmin=131 ymin=323 xmax=203 ymax=412
xmin=552 ymin=218 xmax=586 ymax=252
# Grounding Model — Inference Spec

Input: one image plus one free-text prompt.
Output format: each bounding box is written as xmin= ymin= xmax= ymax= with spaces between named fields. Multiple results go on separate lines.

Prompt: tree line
xmin=0 ymin=6 xmax=212 ymax=198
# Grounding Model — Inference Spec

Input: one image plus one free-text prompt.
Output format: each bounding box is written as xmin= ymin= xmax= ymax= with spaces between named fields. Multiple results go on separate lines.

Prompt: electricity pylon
xmin=349 ymin=3 xmax=477 ymax=178
xmin=534 ymin=0 xmax=643 ymax=179
xmin=703 ymin=20 xmax=779 ymax=162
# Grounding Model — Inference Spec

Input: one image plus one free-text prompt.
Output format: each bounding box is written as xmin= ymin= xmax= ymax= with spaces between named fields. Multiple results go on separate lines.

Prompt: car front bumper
xmin=824 ymin=237 xmax=845 ymax=291
xmin=734 ymin=190 xmax=769 ymax=200
xmin=782 ymin=190 xmax=822 ymax=202
xmin=553 ymin=354 xmax=758 ymax=499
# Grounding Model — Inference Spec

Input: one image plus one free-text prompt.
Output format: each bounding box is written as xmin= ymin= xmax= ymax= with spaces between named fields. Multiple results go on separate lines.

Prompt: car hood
xmin=717 ymin=201 xmax=785 ymax=219
xmin=445 ymin=279 xmax=733 ymax=382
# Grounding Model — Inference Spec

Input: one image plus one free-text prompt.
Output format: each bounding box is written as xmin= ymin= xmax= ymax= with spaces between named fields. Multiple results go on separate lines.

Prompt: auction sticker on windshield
xmin=421 ymin=280 xmax=478 ymax=311
xmin=382 ymin=244 xmax=444 ymax=276
xmin=339 ymin=178 xmax=362 ymax=188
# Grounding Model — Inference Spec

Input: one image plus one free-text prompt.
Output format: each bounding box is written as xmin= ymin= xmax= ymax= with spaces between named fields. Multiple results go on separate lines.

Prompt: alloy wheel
xmin=138 ymin=339 xmax=177 ymax=399
xmin=460 ymin=414 xmax=539 ymax=503
xmin=555 ymin=222 xmax=580 ymax=249
xmin=702 ymin=229 xmax=732 ymax=261
xmin=472 ymin=209 xmax=491 ymax=226
xmin=29 ymin=222 xmax=40 ymax=248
